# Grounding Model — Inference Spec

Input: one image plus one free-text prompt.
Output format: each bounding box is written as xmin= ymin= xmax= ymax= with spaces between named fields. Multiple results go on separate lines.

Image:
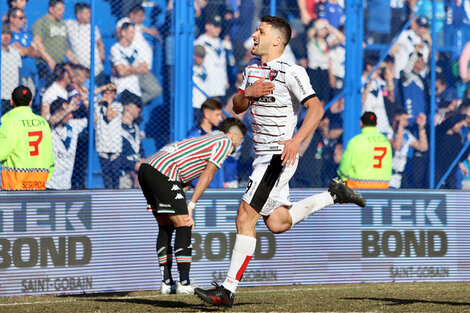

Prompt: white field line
xmin=0 ymin=285 xmax=371 ymax=307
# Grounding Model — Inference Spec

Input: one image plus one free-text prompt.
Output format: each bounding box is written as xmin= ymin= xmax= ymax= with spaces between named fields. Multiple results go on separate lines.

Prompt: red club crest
xmin=269 ymin=69 xmax=278 ymax=81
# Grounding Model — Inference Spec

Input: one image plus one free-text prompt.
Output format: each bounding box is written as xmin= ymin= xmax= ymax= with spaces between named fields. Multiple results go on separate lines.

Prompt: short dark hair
xmin=11 ymin=85 xmax=32 ymax=107
xmin=120 ymin=22 xmax=134 ymax=33
xmin=7 ymin=7 xmax=22 ymax=21
xmin=201 ymin=98 xmax=222 ymax=112
xmin=120 ymin=89 xmax=142 ymax=107
xmin=219 ymin=117 xmax=247 ymax=136
xmin=393 ymin=108 xmax=408 ymax=118
xmin=74 ymin=2 xmax=90 ymax=15
xmin=261 ymin=15 xmax=292 ymax=46
xmin=50 ymin=98 xmax=67 ymax=116
xmin=361 ymin=111 xmax=377 ymax=127
xmin=49 ymin=0 xmax=64 ymax=8
xmin=70 ymin=63 xmax=90 ymax=75
xmin=128 ymin=4 xmax=144 ymax=15
xmin=8 ymin=0 xmax=29 ymax=9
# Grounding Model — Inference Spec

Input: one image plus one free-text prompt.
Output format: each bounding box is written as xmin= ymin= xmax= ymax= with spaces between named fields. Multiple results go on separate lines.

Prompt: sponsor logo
xmin=253 ymin=95 xmax=275 ymax=103
xmin=21 ymin=276 xmax=93 ymax=293
xmin=171 ymin=184 xmax=180 ymax=191
xmin=361 ymin=193 xmax=448 ymax=259
xmin=293 ymin=73 xmax=306 ymax=95
xmin=159 ymin=203 xmax=171 ymax=208
xmin=175 ymin=193 xmax=184 ymax=200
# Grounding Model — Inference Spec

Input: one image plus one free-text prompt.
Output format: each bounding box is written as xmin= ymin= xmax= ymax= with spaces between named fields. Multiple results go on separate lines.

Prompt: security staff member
xmin=0 ymin=85 xmax=54 ymax=190
xmin=338 ymin=111 xmax=392 ymax=189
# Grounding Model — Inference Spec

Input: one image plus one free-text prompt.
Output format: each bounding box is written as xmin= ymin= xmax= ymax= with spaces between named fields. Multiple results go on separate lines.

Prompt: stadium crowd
xmin=1 ymin=0 xmax=470 ymax=190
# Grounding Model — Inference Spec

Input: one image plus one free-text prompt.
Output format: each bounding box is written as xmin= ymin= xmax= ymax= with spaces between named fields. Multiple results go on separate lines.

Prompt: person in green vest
xmin=338 ymin=111 xmax=392 ymax=189
xmin=0 ymin=85 xmax=54 ymax=190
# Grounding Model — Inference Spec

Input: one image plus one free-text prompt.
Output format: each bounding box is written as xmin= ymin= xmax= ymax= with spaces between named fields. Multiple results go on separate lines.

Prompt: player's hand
xmin=184 ymin=216 xmax=195 ymax=229
xmin=245 ymin=77 xmax=275 ymax=99
xmin=278 ymin=137 xmax=302 ymax=166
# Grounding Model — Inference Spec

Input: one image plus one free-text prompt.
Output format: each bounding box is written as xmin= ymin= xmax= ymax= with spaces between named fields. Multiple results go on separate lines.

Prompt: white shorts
xmin=242 ymin=154 xmax=298 ymax=216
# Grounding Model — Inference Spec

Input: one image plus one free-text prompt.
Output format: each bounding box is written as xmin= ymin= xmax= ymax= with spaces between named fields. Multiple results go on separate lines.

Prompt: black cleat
xmin=328 ymin=177 xmax=366 ymax=207
xmin=194 ymin=282 xmax=235 ymax=308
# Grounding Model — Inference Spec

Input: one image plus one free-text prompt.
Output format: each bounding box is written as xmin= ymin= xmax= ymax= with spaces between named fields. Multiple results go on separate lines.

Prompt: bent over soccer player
xmin=138 ymin=118 xmax=246 ymax=294
xmin=194 ymin=16 xmax=366 ymax=307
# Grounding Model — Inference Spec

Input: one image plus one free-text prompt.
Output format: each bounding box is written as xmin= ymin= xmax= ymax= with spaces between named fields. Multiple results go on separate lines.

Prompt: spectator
xmin=400 ymin=42 xmax=427 ymax=127
xmin=389 ymin=109 xmax=428 ymax=188
xmin=0 ymin=86 xmax=54 ymax=190
xmin=65 ymin=2 xmax=106 ymax=87
xmin=110 ymin=22 xmax=146 ymax=98
xmin=41 ymin=62 xmax=71 ymax=120
xmin=94 ymin=83 xmax=123 ymax=189
xmin=298 ymin=0 xmax=324 ymax=26
xmin=435 ymin=112 xmax=469 ymax=189
xmin=435 ymin=73 xmax=448 ymax=109
xmin=187 ymin=98 xmax=225 ymax=188
xmin=116 ymin=4 xmax=162 ymax=105
xmin=67 ymin=63 xmax=91 ymax=189
xmin=459 ymin=41 xmax=470 ymax=87
xmin=380 ymin=55 xmax=397 ymax=122
xmin=306 ymin=19 xmax=344 ymax=103
xmin=33 ymin=0 xmax=78 ymax=89
xmin=362 ymin=56 xmax=393 ymax=136
xmin=390 ymin=15 xmax=431 ymax=81
xmin=7 ymin=7 xmax=39 ymax=98
xmin=318 ymin=0 xmax=344 ymax=29
xmin=414 ymin=0 xmax=445 ymax=47
xmin=434 ymin=89 xmax=459 ymax=126
xmin=195 ymin=14 xmax=228 ymax=100
xmin=45 ymin=97 xmax=87 ymax=189
xmin=2 ymin=0 xmax=28 ymax=25
xmin=338 ymin=111 xmax=392 ymax=189
xmin=1 ymin=25 xmax=21 ymax=115
xmin=328 ymin=24 xmax=345 ymax=92
xmin=119 ymin=96 xmax=144 ymax=189
xmin=192 ymin=44 xmax=208 ymax=120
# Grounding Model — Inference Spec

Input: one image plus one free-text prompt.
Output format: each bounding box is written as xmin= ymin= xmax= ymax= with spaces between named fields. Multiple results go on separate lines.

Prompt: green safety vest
xmin=0 ymin=106 xmax=54 ymax=190
xmin=338 ymin=126 xmax=392 ymax=189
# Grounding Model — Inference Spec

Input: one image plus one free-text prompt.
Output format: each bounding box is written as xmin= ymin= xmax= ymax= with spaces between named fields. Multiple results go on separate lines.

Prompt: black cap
xmin=416 ymin=16 xmax=429 ymax=28
xmin=361 ymin=111 xmax=377 ymax=126
xmin=207 ymin=14 xmax=222 ymax=27
xmin=11 ymin=85 xmax=32 ymax=107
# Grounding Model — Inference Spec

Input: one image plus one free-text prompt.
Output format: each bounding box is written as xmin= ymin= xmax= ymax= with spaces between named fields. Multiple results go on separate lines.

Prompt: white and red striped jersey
xmin=239 ymin=54 xmax=316 ymax=154
xmin=146 ymin=131 xmax=233 ymax=183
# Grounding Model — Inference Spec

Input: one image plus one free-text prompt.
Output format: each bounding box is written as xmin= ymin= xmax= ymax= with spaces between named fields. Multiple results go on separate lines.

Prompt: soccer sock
xmin=157 ymin=224 xmax=175 ymax=284
xmin=223 ymin=234 xmax=256 ymax=294
xmin=288 ymin=191 xmax=334 ymax=228
xmin=174 ymin=226 xmax=192 ymax=285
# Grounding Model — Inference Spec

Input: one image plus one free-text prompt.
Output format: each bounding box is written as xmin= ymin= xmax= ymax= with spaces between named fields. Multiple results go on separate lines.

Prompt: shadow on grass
xmin=58 ymin=291 xmax=132 ymax=298
xmin=94 ymin=298 xmax=214 ymax=311
xmin=343 ymin=297 xmax=470 ymax=307
xmin=92 ymin=298 xmax=257 ymax=311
